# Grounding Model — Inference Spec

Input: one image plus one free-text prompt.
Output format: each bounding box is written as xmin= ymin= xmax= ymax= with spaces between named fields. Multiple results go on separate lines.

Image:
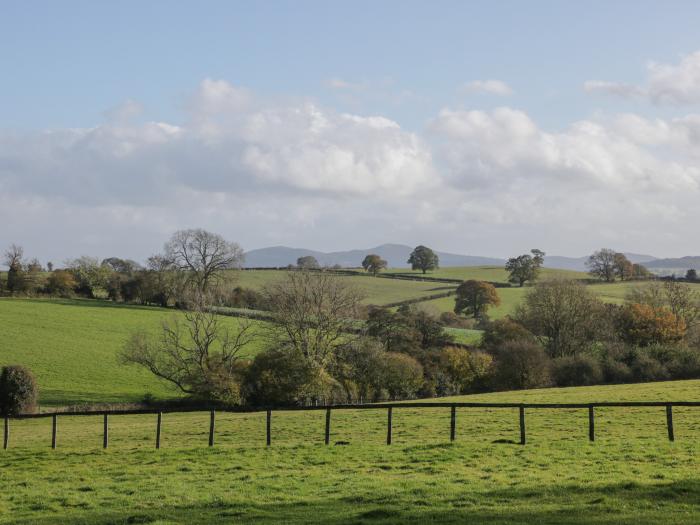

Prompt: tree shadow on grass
xmin=11 ymin=479 xmax=700 ymax=524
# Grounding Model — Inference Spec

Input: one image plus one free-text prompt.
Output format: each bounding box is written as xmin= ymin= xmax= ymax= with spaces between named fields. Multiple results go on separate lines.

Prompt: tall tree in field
xmin=362 ymin=254 xmax=388 ymax=276
xmin=586 ymin=248 xmax=617 ymax=282
xmin=454 ymin=280 xmax=501 ymax=318
xmin=3 ymin=244 xmax=24 ymax=294
xmin=164 ymin=229 xmax=244 ymax=293
xmin=516 ymin=279 xmax=604 ymax=358
xmin=613 ymin=253 xmax=633 ymax=281
xmin=296 ymin=255 xmax=320 ymax=269
xmin=505 ymin=249 xmax=545 ymax=286
xmin=121 ymin=293 xmax=252 ymax=403
xmin=686 ymin=269 xmax=698 ymax=282
xmin=408 ymin=245 xmax=439 ymax=274
xmin=263 ymin=271 xmax=364 ymax=369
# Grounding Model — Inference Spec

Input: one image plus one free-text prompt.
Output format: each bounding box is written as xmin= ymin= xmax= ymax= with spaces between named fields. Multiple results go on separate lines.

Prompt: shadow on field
xmin=10 ymin=479 xmax=700 ymax=524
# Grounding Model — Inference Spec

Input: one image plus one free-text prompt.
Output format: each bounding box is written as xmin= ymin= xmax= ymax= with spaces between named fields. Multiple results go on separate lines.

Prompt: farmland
xmin=0 ymin=298 xmax=268 ymax=406
xmin=2 ymin=380 xmax=700 ymax=524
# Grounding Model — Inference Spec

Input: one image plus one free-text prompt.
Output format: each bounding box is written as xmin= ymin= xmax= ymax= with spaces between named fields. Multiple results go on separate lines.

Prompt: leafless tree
xmin=121 ymin=293 xmax=253 ymax=402
xmin=163 ymin=229 xmax=244 ymax=293
xmin=586 ymin=248 xmax=617 ymax=282
xmin=3 ymin=244 xmax=23 ymax=270
xmin=263 ymin=271 xmax=364 ymax=369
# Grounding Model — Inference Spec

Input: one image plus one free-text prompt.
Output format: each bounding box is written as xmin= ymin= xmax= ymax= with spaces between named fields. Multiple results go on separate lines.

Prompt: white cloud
xmin=584 ymin=50 xmax=700 ymax=105
xmin=3 ymin=79 xmax=700 ymax=262
xmin=461 ymin=80 xmax=514 ymax=96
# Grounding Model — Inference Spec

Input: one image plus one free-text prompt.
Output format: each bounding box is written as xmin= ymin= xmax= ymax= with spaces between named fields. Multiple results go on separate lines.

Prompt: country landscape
xmin=4 ymin=2 xmax=700 ymax=524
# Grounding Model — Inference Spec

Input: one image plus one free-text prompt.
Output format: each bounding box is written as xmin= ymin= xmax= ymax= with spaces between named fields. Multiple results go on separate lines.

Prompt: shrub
xmin=440 ymin=346 xmax=493 ymax=394
xmin=0 ymin=366 xmax=38 ymax=415
xmin=45 ymin=270 xmax=77 ymax=296
xmin=481 ymin=318 xmax=535 ymax=352
xmin=490 ymin=341 xmax=551 ymax=390
xmin=244 ymin=347 xmax=318 ymax=406
xmin=550 ymin=354 xmax=603 ymax=387
xmin=630 ymin=352 xmax=669 ymax=382
xmin=439 ymin=311 xmax=475 ymax=329
xmin=616 ymin=303 xmax=686 ymax=347
xmin=379 ymin=352 xmax=424 ymax=400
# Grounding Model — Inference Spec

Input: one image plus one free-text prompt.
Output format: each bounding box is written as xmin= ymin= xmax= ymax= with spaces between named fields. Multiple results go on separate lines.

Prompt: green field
xmin=373 ymin=265 xmax=588 ymax=283
xmin=0 ymin=298 xmax=267 ymax=407
xmin=236 ymin=269 xmax=452 ymax=305
xmin=2 ymin=380 xmax=700 ymax=523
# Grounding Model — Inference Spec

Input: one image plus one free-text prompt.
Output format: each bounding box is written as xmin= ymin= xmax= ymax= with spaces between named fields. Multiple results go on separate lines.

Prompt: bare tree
xmin=164 ymin=229 xmax=244 ymax=293
xmin=3 ymin=244 xmax=23 ymax=270
xmin=263 ymin=271 xmax=363 ymax=369
xmin=121 ymin=294 xmax=253 ymax=403
xmin=586 ymin=248 xmax=617 ymax=282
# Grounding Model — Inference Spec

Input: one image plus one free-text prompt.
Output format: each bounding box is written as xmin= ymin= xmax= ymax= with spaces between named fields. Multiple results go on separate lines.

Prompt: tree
xmin=46 ymin=262 xmax=53 ymax=272
xmin=4 ymin=244 xmax=24 ymax=294
xmin=164 ymin=229 xmax=244 ymax=293
xmin=121 ymin=294 xmax=252 ymax=403
xmin=45 ymin=270 xmax=77 ymax=296
xmin=296 ymin=256 xmax=320 ymax=270
xmin=631 ymin=263 xmax=651 ymax=280
xmin=263 ymin=271 xmax=363 ymax=370
xmin=101 ymin=257 xmax=141 ymax=274
xmin=616 ymin=303 xmax=686 ymax=347
xmin=362 ymin=254 xmax=387 ymax=276
xmin=505 ymin=249 xmax=545 ymax=287
xmin=65 ymin=256 xmax=112 ymax=298
xmin=379 ymin=352 xmax=424 ymax=400
xmin=516 ymin=279 xmax=604 ymax=358
xmin=686 ymin=269 xmax=698 ymax=282
xmin=480 ymin=318 xmax=536 ymax=352
xmin=628 ymin=281 xmax=700 ymax=329
xmin=333 ymin=338 xmax=386 ymax=402
xmin=408 ymin=245 xmax=439 ymax=274
xmin=586 ymin=248 xmax=617 ymax=282
xmin=613 ymin=253 xmax=634 ymax=281
xmin=440 ymin=347 xmax=493 ymax=394
xmin=490 ymin=340 xmax=551 ymax=390
xmin=454 ymin=280 xmax=501 ymax=318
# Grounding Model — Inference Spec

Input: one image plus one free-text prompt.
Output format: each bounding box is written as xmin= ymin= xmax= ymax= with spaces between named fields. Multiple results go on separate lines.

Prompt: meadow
xmin=0 ymin=298 xmax=268 ymax=406
xmin=2 ymin=380 xmax=700 ymax=523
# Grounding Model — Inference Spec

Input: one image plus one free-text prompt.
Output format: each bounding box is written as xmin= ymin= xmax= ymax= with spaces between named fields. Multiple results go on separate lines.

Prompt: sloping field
xmin=2 ymin=380 xmax=700 ymax=524
xmin=235 ymin=269 xmax=452 ymax=305
xmin=373 ymin=265 xmax=588 ymax=283
xmin=0 ymin=298 xmax=267 ymax=406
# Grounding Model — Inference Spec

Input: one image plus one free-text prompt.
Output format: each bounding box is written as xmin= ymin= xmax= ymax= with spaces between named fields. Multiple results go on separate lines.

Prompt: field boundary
xmin=2 ymin=401 xmax=690 ymax=449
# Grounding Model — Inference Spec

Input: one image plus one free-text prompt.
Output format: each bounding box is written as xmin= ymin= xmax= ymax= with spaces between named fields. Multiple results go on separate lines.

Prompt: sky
xmin=2 ymin=0 xmax=700 ymax=265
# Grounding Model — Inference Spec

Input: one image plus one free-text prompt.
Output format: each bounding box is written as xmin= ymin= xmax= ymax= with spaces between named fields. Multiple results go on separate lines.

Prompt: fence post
xmin=156 ymin=412 xmax=162 ymax=449
xmin=588 ymin=405 xmax=595 ymax=442
xmin=103 ymin=414 xmax=109 ymax=449
xmin=325 ymin=408 xmax=331 ymax=445
xmin=519 ymin=405 xmax=526 ymax=445
xmin=51 ymin=414 xmax=57 ymax=449
xmin=666 ymin=404 xmax=675 ymax=442
xmin=450 ymin=405 xmax=456 ymax=442
xmin=209 ymin=410 xmax=216 ymax=447
xmin=3 ymin=416 xmax=8 ymax=450
xmin=387 ymin=407 xmax=393 ymax=445
xmin=266 ymin=409 xmax=271 ymax=446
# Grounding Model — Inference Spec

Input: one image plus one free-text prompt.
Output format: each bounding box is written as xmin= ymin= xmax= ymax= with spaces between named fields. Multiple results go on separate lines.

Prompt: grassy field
xmin=0 ymin=298 xmax=268 ymax=407
xmin=2 ymin=380 xmax=700 ymax=523
xmin=236 ymin=269 xmax=452 ymax=305
xmin=370 ymin=266 xmax=588 ymax=283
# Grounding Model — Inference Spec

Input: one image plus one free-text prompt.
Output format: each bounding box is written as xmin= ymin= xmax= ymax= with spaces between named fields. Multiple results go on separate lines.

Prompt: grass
xmin=375 ymin=266 xmax=588 ymax=283
xmin=235 ymin=269 xmax=452 ymax=305
xmin=3 ymin=380 xmax=700 ymax=523
xmin=0 ymin=298 xmax=268 ymax=407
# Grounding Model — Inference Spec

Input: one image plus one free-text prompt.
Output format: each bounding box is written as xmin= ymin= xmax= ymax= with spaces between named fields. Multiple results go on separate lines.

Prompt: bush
xmin=244 ymin=347 xmax=319 ymax=406
xmin=550 ymin=354 xmax=603 ymax=387
xmin=0 ymin=366 xmax=38 ymax=415
xmin=490 ymin=341 xmax=551 ymax=390
xmin=630 ymin=353 xmax=669 ymax=382
xmin=379 ymin=352 xmax=424 ymax=400
xmin=481 ymin=318 xmax=535 ymax=352
xmin=440 ymin=346 xmax=493 ymax=394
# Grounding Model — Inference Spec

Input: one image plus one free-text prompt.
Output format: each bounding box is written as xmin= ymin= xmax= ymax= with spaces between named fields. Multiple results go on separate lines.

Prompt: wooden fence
xmin=2 ymin=401 xmax=695 ymax=450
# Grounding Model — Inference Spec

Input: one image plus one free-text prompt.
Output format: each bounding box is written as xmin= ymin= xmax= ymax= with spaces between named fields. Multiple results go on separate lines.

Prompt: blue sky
xmin=2 ymin=1 xmax=700 ymax=263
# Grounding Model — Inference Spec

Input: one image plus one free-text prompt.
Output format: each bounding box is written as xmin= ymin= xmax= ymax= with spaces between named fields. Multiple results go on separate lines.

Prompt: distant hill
xmin=543 ymin=253 xmax=657 ymax=272
xmin=645 ymin=256 xmax=700 ymax=274
xmin=243 ymin=244 xmax=504 ymax=268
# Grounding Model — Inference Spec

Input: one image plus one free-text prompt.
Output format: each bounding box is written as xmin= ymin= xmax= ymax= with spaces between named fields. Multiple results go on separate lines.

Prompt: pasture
xmin=2 ymin=380 xmax=700 ymax=523
xmin=0 ymin=298 xmax=267 ymax=406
